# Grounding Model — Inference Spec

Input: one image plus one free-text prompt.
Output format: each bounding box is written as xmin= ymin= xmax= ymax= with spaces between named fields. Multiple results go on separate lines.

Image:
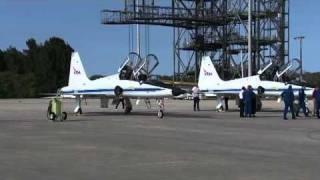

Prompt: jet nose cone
xmin=172 ymin=87 xmax=186 ymax=96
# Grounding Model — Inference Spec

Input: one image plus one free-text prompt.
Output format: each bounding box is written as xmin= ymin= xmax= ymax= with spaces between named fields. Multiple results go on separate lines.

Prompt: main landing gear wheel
xmin=75 ymin=108 xmax=82 ymax=115
xmin=256 ymin=102 xmax=262 ymax=112
xmin=157 ymin=110 xmax=164 ymax=119
xmin=157 ymin=98 xmax=165 ymax=119
xmin=306 ymin=107 xmax=310 ymax=116
xmin=125 ymin=106 xmax=132 ymax=114
xmin=61 ymin=112 xmax=67 ymax=121
xmin=217 ymin=106 xmax=224 ymax=112
xmin=257 ymin=86 xmax=265 ymax=95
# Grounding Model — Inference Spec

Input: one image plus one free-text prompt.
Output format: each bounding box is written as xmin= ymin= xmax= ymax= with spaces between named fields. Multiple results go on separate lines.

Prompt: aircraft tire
xmin=306 ymin=107 xmax=310 ymax=115
xmin=62 ymin=112 xmax=67 ymax=121
xmin=49 ymin=112 xmax=56 ymax=121
xmin=75 ymin=108 xmax=82 ymax=115
xmin=257 ymin=86 xmax=265 ymax=95
xmin=158 ymin=110 xmax=164 ymax=119
xmin=125 ymin=106 xmax=132 ymax=114
xmin=256 ymin=102 xmax=262 ymax=111
xmin=47 ymin=103 xmax=52 ymax=120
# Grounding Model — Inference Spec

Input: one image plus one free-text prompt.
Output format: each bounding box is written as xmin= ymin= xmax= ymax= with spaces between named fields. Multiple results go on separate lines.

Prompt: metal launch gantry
xmin=101 ymin=0 xmax=289 ymax=82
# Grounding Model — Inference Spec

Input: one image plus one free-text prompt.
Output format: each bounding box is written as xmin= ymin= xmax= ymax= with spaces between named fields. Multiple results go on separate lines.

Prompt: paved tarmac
xmin=0 ymin=99 xmax=319 ymax=180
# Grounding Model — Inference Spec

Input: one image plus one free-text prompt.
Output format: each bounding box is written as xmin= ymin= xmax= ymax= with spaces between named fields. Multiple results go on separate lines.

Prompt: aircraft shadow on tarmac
xmin=72 ymin=111 xmax=212 ymax=119
xmin=258 ymin=109 xmax=284 ymax=113
xmin=201 ymin=108 xmax=283 ymax=113
xmin=198 ymin=109 xmax=285 ymax=118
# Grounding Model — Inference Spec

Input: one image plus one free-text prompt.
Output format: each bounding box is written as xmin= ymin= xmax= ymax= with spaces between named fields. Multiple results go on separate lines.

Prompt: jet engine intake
xmin=257 ymin=86 xmax=265 ymax=95
xmin=114 ymin=86 xmax=123 ymax=96
xmin=172 ymin=87 xmax=186 ymax=97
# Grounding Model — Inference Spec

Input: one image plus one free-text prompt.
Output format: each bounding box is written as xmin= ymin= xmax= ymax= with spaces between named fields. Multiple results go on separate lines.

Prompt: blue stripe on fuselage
xmin=201 ymin=88 xmax=312 ymax=93
xmin=62 ymin=88 xmax=164 ymax=94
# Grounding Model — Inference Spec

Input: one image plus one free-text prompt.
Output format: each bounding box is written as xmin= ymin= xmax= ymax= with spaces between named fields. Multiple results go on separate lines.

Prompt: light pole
xmin=136 ymin=0 xmax=141 ymax=56
xmin=248 ymin=0 xmax=252 ymax=77
xmin=294 ymin=36 xmax=305 ymax=82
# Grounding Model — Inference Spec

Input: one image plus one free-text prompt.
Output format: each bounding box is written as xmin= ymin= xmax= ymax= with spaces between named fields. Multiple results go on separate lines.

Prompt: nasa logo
xmin=73 ymin=67 xmax=81 ymax=75
xmin=204 ymin=69 xmax=212 ymax=76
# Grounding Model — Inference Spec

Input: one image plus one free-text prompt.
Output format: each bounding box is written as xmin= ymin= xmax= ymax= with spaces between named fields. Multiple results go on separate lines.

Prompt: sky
xmin=0 ymin=0 xmax=319 ymax=76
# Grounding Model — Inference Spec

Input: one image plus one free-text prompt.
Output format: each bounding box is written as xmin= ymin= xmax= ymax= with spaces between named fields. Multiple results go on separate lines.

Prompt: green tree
xmin=0 ymin=50 xmax=6 ymax=72
xmin=0 ymin=37 xmax=73 ymax=98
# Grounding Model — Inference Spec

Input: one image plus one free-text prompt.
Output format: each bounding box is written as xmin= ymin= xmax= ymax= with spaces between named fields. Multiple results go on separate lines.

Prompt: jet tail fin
xmin=198 ymin=56 xmax=223 ymax=89
xmin=68 ymin=52 xmax=90 ymax=87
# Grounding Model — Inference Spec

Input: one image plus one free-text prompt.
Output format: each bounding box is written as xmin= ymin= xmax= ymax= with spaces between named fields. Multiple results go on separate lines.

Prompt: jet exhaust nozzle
xmin=172 ymin=87 xmax=186 ymax=97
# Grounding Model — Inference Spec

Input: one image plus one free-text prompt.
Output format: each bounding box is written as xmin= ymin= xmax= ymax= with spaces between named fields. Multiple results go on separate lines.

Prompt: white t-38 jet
xmin=198 ymin=56 xmax=314 ymax=111
xmin=60 ymin=52 xmax=184 ymax=118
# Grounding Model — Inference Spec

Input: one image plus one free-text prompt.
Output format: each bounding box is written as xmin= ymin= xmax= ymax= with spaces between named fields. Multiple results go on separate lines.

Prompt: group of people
xmin=239 ymin=85 xmax=257 ymax=118
xmin=192 ymin=84 xmax=320 ymax=120
xmin=282 ymin=85 xmax=320 ymax=120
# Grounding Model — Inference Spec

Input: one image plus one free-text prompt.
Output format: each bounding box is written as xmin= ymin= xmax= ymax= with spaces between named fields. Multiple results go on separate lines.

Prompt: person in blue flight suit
xmin=296 ymin=87 xmax=308 ymax=117
xmin=244 ymin=85 xmax=254 ymax=118
xmin=314 ymin=87 xmax=320 ymax=119
xmin=281 ymin=85 xmax=296 ymax=120
xmin=251 ymin=89 xmax=257 ymax=117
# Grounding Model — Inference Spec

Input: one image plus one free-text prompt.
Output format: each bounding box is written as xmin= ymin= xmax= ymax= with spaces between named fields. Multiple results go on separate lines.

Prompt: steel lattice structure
xmin=101 ymin=0 xmax=289 ymax=82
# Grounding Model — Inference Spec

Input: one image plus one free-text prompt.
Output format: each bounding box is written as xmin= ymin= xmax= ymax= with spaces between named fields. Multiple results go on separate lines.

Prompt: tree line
xmin=0 ymin=37 xmax=73 ymax=98
xmin=304 ymin=72 xmax=320 ymax=88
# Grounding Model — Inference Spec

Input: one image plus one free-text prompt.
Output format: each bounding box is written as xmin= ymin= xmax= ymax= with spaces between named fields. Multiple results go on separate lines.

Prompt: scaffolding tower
xmin=101 ymin=0 xmax=289 ymax=82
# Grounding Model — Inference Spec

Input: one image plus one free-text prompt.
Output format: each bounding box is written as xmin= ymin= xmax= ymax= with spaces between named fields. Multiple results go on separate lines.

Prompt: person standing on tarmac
xmin=313 ymin=87 xmax=320 ymax=119
xmin=251 ymin=87 xmax=257 ymax=117
xmin=312 ymin=87 xmax=319 ymax=117
xmin=239 ymin=87 xmax=246 ymax=117
xmin=281 ymin=85 xmax=296 ymax=120
xmin=244 ymin=85 xmax=254 ymax=117
xmin=296 ymin=87 xmax=308 ymax=117
xmin=192 ymin=85 xmax=200 ymax=111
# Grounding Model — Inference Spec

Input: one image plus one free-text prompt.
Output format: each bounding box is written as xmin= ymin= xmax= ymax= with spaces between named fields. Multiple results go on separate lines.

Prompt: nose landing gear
xmin=157 ymin=98 xmax=165 ymax=119
xmin=74 ymin=95 xmax=83 ymax=115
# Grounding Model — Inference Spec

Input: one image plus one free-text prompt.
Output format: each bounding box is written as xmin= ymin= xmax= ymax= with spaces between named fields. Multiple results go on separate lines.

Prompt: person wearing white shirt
xmin=192 ymin=85 xmax=200 ymax=111
xmin=239 ymin=86 xmax=246 ymax=117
